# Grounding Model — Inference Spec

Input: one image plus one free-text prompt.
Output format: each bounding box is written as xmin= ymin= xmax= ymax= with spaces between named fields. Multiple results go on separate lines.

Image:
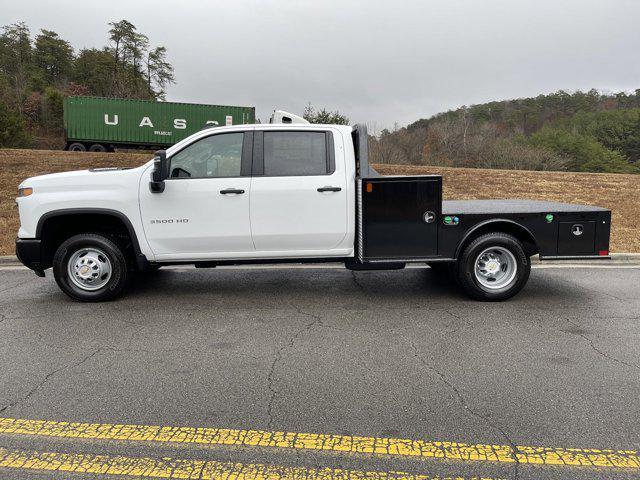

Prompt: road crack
xmin=563 ymin=318 xmax=640 ymax=371
xmin=443 ymin=308 xmax=467 ymax=335
xmin=0 ymin=348 xmax=102 ymax=415
xmin=118 ymin=318 xmax=146 ymax=350
xmin=266 ymin=305 xmax=323 ymax=430
xmin=410 ymin=340 xmax=520 ymax=479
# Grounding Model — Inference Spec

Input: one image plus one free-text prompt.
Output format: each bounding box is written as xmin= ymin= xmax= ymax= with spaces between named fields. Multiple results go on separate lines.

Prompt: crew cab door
xmin=249 ymin=129 xmax=349 ymax=254
xmin=139 ymin=130 xmax=254 ymax=259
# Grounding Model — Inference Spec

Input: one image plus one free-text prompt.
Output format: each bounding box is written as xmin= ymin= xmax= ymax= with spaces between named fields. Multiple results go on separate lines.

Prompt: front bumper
xmin=15 ymin=238 xmax=45 ymax=276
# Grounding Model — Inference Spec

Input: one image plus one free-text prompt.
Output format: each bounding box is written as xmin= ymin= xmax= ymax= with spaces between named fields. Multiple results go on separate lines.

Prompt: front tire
xmin=53 ymin=233 xmax=130 ymax=302
xmin=456 ymin=232 xmax=530 ymax=301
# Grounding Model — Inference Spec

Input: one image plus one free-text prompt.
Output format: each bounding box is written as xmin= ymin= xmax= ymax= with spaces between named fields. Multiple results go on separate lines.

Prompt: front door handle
xmin=317 ymin=186 xmax=342 ymax=192
xmin=220 ymin=188 xmax=245 ymax=195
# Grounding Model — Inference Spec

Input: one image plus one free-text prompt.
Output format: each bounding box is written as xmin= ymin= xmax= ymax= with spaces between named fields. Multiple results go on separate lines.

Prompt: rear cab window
xmin=254 ymin=130 xmax=335 ymax=176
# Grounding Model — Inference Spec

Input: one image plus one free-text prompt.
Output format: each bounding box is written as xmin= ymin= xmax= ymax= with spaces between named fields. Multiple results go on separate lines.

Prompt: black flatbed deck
xmin=442 ymin=199 xmax=609 ymax=215
xmin=352 ymin=124 xmax=611 ymax=263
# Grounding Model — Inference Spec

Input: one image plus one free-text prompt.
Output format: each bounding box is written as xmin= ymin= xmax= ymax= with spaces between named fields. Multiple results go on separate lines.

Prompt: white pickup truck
xmin=15 ymin=121 xmax=611 ymax=302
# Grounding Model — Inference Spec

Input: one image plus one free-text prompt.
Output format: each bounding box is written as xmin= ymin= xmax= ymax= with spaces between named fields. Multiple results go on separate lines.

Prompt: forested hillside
xmin=1 ymin=18 xmax=638 ymax=175
xmin=0 ymin=20 xmax=174 ymax=148
xmin=370 ymin=89 xmax=640 ymax=174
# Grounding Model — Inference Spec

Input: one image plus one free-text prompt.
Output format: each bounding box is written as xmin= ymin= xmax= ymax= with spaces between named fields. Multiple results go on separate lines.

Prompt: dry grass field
xmin=1 ymin=149 xmax=638 ymax=255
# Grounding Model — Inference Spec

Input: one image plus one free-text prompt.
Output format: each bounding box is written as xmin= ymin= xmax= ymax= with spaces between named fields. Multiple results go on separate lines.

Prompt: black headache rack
xmin=351 ymin=124 xmax=612 ymax=265
xmin=352 ymin=124 xmax=445 ymax=264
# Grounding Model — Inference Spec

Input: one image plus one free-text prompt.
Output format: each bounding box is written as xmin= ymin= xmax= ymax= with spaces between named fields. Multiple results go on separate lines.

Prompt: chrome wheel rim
xmin=474 ymin=246 xmax=517 ymax=290
xmin=67 ymin=248 xmax=112 ymax=291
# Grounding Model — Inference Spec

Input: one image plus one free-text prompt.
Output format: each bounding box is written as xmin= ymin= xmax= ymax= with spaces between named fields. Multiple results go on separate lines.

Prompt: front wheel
xmin=53 ymin=233 xmax=131 ymax=302
xmin=456 ymin=232 xmax=530 ymax=301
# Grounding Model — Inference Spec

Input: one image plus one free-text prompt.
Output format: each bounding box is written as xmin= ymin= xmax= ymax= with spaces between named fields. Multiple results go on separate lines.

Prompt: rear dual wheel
xmin=456 ymin=232 xmax=531 ymax=301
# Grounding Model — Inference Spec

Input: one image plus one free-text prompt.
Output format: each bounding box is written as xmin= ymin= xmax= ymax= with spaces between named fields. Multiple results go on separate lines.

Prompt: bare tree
xmin=146 ymin=46 xmax=175 ymax=100
xmin=108 ymin=20 xmax=136 ymax=94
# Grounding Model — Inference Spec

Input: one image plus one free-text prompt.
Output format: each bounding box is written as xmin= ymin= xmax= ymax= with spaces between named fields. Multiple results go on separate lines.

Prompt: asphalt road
xmin=0 ymin=264 xmax=639 ymax=480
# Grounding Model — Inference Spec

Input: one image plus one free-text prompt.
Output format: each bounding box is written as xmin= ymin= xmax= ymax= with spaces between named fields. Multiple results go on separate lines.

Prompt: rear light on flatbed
xmin=599 ymin=250 xmax=609 ymax=256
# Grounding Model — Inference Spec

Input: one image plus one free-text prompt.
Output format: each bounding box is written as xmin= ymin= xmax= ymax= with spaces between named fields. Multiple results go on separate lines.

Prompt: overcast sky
xmin=4 ymin=0 xmax=640 ymax=129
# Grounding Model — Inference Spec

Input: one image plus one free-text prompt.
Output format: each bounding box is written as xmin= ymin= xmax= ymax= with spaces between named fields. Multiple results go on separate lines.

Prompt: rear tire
xmin=53 ymin=233 xmax=130 ymax=302
xmin=89 ymin=143 xmax=106 ymax=152
xmin=68 ymin=142 xmax=86 ymax=152
xmin=456 ymin=232 xmax=530 ymax=301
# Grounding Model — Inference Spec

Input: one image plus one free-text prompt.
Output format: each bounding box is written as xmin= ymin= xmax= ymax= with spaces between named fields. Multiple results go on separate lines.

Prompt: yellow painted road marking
xmin=0 ymin=417 xmax=638 ymax=469
xmin=0 ymin=447 xmax=501 ymax=480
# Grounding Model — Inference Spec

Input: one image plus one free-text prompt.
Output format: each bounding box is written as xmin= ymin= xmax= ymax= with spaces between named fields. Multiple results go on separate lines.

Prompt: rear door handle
xmin=317 ymin=186 xmax=342 ymax=192
xmin=220 ymin=188 xmax=245 ymax=195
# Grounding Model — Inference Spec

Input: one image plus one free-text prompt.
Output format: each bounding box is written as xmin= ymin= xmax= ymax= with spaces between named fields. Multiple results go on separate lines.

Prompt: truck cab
xmin=15 ymin=123 xmax=611 ymax=302
xmin=142 ymin=124 xmax=355 ymax=260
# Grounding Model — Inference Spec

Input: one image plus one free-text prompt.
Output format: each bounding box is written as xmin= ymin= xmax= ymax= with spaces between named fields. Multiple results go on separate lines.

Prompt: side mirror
xmin=149 ymin=150 xmax=169 ymax=193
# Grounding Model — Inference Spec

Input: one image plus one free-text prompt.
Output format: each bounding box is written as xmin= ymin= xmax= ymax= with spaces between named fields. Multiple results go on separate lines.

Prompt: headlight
xmin=18 ymin=187 xmax=33 ymax=197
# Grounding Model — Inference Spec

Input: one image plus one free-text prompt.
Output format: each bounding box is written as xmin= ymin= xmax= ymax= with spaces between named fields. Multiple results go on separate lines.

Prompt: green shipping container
xmin=63 ymin=96 xmax=255 ymax=150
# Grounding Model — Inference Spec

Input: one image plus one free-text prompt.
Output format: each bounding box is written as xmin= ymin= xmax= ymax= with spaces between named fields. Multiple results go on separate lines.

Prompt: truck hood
xmin=20 ymin=166 xmax=145 ymax=190
xmin=15 ymin=163 xmax=152 ymax=241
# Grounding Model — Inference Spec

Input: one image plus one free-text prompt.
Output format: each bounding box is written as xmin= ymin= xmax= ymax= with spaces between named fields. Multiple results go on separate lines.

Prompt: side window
xmin=263 ymin=132 xmax=330 ymax=176
xmin=169 ymin=132 xmax=244 ymax=178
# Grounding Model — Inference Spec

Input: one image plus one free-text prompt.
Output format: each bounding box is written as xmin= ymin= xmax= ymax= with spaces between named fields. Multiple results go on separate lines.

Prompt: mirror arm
xmin=149 ymin=177 xmax=165 ymax=193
